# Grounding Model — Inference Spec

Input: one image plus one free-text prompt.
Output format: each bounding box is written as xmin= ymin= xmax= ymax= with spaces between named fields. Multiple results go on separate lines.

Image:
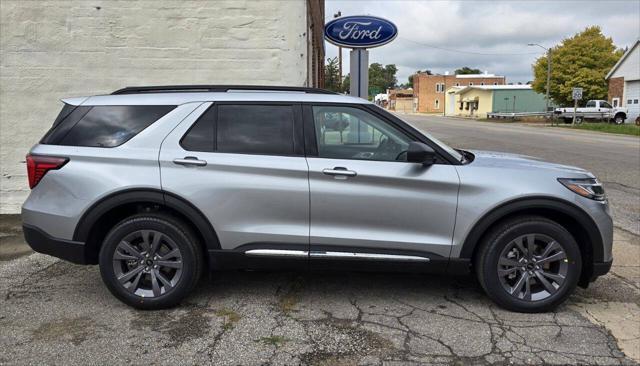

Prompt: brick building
xmin=0 ymin=0 xmax=325 ymax=213
xmin=413 ymin=72 xmax=506 ymax=113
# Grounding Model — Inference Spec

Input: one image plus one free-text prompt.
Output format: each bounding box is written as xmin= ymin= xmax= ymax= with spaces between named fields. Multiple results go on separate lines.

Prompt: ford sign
xmin=324 ymin=15 xmax=398 ymax=48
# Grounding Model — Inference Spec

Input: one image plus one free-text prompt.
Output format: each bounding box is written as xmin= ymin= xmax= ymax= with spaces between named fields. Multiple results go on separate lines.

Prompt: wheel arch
xmin=74 ymin=188 xmax=220 ymax=264
xmin=459 ymin=197 xmax=604 ymax=286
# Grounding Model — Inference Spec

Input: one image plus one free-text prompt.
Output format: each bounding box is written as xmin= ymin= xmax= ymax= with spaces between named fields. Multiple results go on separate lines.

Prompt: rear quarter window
xmin=41 ymin=105 xmax=175 ymax=147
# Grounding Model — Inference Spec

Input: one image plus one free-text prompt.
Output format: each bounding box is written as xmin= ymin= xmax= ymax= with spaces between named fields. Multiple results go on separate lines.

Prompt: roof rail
xmin=111 ymin=85 xmax=338 ymax=95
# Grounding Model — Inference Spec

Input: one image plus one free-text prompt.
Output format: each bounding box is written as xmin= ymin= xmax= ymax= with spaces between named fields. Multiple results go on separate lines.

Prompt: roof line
xmin=605 ymin=39 xmax=640 ymax=80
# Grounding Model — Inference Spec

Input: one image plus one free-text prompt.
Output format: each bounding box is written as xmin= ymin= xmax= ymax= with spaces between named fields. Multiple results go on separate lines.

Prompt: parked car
xmin=23 ymin=85 xmax=613 ymax=312
xmin=554 ymin=99 xmax=628 ymax=124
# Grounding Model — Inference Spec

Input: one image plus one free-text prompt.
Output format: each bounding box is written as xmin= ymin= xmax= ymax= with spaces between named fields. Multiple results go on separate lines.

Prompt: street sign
xmin=572 ymin=87 xmax=583 ymax=100
xmin=324 ymin=16 xmax=398 ymax=48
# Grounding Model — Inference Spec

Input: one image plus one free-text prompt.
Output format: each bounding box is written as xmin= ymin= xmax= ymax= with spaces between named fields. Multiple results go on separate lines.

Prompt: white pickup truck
xmin=554 ymin=99 xmax=628 ymax=124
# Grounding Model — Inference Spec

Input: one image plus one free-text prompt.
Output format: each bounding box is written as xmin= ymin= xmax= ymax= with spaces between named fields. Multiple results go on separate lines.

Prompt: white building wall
xmin=0 ymin=0 xmax=310 ymax=213
xmin=610 ymin=42 xmax=640 ymax=81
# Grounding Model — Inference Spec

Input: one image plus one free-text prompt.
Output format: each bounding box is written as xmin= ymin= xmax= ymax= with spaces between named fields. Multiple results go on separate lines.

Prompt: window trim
xmin=180 ymin=101 xmax=305 ymax=157
xmin=302 ymin=103 xmax=460 ymax=165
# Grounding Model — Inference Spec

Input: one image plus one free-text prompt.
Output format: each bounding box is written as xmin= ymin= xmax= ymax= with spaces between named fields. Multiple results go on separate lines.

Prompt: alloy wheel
xmin=497 ymin=233 xmax=568 ymax=301
xmin=112 ymin=230 xmax=183 ymax=298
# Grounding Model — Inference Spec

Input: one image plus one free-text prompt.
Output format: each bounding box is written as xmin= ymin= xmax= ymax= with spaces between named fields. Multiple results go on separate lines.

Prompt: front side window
xmin=601 ymin=102 xmax=612 ymax=109
xmin=312 ymin=106 xmax=411 ymax=162
xmin=216 ymin=105 xmax=295 ymax=155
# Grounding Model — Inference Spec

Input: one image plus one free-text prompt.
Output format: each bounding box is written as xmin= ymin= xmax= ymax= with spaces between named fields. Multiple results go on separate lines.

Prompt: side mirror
xmin=407 ymin=142 xmax=437 ymax=165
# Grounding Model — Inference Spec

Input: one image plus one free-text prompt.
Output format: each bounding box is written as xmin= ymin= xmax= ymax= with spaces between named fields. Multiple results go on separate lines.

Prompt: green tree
xmin=532 ymin=26 xmax=623 ymax=106
xmin=342 ymin=74 xmax=350 ymax=93
xmin=454 ymin=66 xmax=482 ymax=75
xmin=324 ymin=57 xmax=342 ymax=92
xmin=368 ymin=63 xmax=398 ymax=93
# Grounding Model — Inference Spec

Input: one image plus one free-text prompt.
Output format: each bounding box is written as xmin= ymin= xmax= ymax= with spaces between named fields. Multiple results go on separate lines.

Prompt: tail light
xmin=26 ymin=154 xmax=68 ymax=189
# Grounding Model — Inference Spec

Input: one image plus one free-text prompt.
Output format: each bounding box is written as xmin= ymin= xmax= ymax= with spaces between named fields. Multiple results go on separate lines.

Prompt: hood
xmin=468 ymin=150 xmax=593 ymax=177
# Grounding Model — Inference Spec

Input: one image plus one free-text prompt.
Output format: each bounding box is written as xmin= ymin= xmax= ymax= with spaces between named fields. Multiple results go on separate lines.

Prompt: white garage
xmin=625 ymin=80 xmax=640 ymax=122
xmin=606 ymin=39 xmax=639 ymax=123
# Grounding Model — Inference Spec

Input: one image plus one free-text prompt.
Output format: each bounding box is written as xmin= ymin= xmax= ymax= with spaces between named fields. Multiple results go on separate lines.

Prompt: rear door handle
xmin=173 ymin=156 xmax=207 ymax=166
xmin=322 ymin=167 xmax=357 ymax=177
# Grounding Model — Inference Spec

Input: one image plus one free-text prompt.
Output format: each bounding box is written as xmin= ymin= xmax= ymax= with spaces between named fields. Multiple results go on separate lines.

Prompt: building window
xmin=493 ymin=82 xmax=498 ymax=85
xmin=480 ymin=82 xmax=485 ymax=86
xmin=628 ymin=100 xmax=633 ymax=105
xmin=435 ymin=83 xmax=445 ymax=93
xmin=455 ymin=82 xmax=460 ymax=87
xmin=435 ymin=99 xmax=440 ymax=109
xmin=635 ymin=99 xmax=639 ymax=104
xmin=469 ymin=82 xmax=474 ymax=86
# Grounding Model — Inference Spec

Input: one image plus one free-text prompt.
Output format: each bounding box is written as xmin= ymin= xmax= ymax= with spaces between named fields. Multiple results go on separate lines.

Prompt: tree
xmin=324 ymin=57 xmax=342 ymax=92
xmin=455 ymin=67 xmax=482 ymax=75
xmin=532 ymin=26 xmax=624 ymax=106
xmin=368 ymin=63 xmax=398 ymax=94
xmin=342 ymin=74 xmax=350 ymax=92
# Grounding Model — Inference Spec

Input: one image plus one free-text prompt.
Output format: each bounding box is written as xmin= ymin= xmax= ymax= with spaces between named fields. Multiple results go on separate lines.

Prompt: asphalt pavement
xmin=0 ymin=116 xmax=638 ymax=365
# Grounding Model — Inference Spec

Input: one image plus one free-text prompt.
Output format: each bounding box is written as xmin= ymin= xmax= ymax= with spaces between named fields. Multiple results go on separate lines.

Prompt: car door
xmin=304 ymin=104 xmax=460 ymax=270
xmin=159 ymin=102 xmax=309 ymax=268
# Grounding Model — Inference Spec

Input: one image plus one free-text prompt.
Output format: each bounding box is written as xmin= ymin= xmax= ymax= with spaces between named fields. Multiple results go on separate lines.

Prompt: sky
xmin=324 ymin=0 xmax=640 ymax=85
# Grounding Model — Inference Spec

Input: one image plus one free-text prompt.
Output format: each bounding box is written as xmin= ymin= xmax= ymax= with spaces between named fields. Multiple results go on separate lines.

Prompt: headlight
xmin=558 ymin=178 xmax=606 ymax=201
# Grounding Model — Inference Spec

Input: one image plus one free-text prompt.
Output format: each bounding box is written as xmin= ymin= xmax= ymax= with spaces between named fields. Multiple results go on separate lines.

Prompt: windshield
xmin=419 ymin=130 xmax=464 ymax=162
xmin=372 ymin=105 xmax=465 ymax=162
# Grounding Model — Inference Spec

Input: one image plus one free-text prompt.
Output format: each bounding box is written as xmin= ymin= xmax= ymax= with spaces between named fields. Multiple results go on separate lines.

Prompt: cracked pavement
xmin=1 ymin=116 xmax=639 ymax=365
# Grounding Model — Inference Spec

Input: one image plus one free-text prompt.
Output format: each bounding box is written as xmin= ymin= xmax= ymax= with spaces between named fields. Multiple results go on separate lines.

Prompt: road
xmin=1 ymin=116 xmax=639 ymax=365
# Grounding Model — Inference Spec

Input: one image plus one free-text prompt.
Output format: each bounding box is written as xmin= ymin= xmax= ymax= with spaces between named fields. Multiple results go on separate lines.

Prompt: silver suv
xmin=22 ymin=85 xmax=613 ymax=312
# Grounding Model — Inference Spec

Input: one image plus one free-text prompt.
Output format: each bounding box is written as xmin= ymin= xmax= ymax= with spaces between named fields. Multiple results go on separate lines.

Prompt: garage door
xmin=625 ymin=80 xmax=639 ymax=122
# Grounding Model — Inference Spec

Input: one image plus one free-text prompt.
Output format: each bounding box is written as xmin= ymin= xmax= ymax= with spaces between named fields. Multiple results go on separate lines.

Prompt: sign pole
xmin=571 ymin=87 xmax=582 ymax=125
xmin=350 ymin=48 xmax=369 ymax=99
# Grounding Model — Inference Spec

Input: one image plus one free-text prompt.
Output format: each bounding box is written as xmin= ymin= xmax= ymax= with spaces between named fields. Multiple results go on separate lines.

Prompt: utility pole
xmin=528 ymin=43 xmax=551 ymax=121
xmin=334 ymin=12 xmax=342 ymax=88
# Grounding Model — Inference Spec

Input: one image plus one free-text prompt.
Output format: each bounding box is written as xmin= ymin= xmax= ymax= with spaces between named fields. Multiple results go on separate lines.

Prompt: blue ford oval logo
xmin=324 ymin=16 xmax=398 ymax=48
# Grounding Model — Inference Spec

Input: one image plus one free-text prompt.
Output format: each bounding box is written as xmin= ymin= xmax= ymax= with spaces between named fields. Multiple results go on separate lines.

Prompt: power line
xmin=398 ymin=37 xmax=541 ymax=56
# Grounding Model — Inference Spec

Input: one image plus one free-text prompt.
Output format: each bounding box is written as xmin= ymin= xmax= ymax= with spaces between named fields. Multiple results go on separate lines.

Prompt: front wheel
xmin=475 ymin=216 xmax=581 ymax=313
xmin=99 ymin=213 xmax=203 ymax=310
xmin=613 ymin=114 xmax=625 ymax=125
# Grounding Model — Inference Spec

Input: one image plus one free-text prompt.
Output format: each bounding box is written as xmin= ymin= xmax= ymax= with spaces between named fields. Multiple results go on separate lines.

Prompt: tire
xmin=99 ymin=213 xmax=203 ymax=310
xmin=475 ymin=216 xmax=581 ymax=313
xmin=574 ymin=116 xmax=583 ymax=124
xmin=563 ymin=118 xmax=572 ymax=124
xmin=613 ymin=114 xmax=625 ymax=125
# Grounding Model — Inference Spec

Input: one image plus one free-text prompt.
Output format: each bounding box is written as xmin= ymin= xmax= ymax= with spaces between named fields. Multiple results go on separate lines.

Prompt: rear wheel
xmin=476 ymin=216 xmax=581 ymax=313
xmin=99 ymin=213 xmax=203 ymax=310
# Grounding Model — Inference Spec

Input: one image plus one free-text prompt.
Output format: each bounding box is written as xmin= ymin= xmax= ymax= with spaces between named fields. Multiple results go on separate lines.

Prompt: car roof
xmin=63 ymin=91 xmax=372 ymax=106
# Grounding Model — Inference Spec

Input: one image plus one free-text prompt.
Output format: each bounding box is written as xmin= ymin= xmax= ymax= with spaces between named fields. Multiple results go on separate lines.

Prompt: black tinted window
xmin=181 ymin=106 xmax=215 ymax=152
xmin=42 ymin=105 xmax=175 ymax=147
xmin=217 ymin=105 xmax=294 ymax=155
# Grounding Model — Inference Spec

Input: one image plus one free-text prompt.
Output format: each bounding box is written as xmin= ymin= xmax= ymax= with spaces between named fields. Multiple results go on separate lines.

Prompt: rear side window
xmin=181 ymin=106 xmax=215 ymax=152
xmin=216 ymin=105 xmax=295 ymax=155
xmin=41 ymin=105 xmax=175 ymax=147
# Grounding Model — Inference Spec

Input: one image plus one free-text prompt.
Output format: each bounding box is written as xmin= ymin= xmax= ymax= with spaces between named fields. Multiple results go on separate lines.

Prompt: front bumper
xmin=23 ymin=224 xmax=87 ymax=264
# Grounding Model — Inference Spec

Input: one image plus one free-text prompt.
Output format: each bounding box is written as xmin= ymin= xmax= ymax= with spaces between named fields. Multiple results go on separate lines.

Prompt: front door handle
xmin=173 ymin=156 xmax=207 ymax=166
xmin=322 ymin=167 xmax=357 ymax=177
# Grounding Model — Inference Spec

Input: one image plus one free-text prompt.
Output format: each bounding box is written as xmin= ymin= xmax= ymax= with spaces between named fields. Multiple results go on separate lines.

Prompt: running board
xmin=244 ymin=249 xmax=429 ymax=262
